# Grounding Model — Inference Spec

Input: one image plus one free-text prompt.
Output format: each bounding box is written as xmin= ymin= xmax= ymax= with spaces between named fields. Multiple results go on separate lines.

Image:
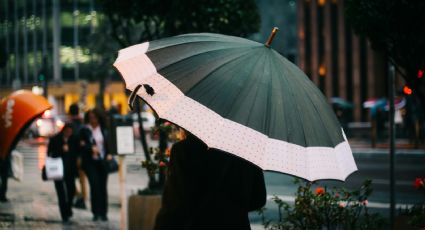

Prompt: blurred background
xmin=1 ymin=0 xmax=423 ymax=147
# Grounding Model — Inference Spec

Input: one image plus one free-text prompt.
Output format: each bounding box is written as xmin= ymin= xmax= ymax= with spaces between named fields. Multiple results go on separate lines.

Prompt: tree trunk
xmin=97 ymin=77 xmax=106 ymax=109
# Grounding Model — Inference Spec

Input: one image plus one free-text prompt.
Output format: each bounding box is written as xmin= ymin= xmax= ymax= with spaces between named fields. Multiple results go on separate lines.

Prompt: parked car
xmin=26 ymin=110 xmax=65 ymax=138
xmin=132 ymin=112 xmax=156 ymax=139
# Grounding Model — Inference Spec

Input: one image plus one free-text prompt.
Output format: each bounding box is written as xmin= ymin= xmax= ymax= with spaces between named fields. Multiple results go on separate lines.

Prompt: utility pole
xmin=52 ymin=0 xmax=61 ymax=83
xmin=42 ymin=0 xmax=47 ymax=58
xmin=39 ymin=56 xmax=48 ymax=98
xmin=388 ymin=63 xmax=396 ymax=230
xmin=4 ymin=0 xmax=10 ymax=85
xmin=13 ymin=0 xmax=21 ymax=90
xmin=73 ymin=0 xmax=79 ymax=81
xmin=32 ymin=0 xmax=38 ymax=83
xmin=23 ymin=0 xmax=28 ymax=84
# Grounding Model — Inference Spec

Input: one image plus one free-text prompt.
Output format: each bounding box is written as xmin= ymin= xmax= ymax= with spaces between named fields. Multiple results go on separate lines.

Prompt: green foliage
xmin=259 ymin=179 xmax=386 ymax=230
xmin=97 ymin=0 xmax=260 ymax=47
xmin=398 ymin=178 xmax=425 ymax=229
xmin=86 ymin=19 xmax=121 ymax=79
xmin=345 ymin=0 xmax=425 ymax=104
xmin=406 ymin=205 xmax=425 ymax=228
xmin=141 ymin=146 xmax=170 ymax=177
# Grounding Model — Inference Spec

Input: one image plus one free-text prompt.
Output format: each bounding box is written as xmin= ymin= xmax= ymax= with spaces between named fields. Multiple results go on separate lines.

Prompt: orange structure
xmin=0 ymin=90 xmax=52 ymax=159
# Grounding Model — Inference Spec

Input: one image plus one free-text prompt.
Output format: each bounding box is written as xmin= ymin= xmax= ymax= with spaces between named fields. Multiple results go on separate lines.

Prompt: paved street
xmin=1 ymin=137 xmax=424 ymax=229
xmin=251 ymin=140 xmax=425 ymax=223
xmin=0 ymin=138 xmax=149 ymax=229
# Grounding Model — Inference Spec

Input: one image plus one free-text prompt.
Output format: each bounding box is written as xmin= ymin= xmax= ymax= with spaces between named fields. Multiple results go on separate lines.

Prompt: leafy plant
xmin=398 ymin=178 xmax=425 ymax=229
xmin=138 ymin=121 xmax=180 ymax=194
xmin=258 ymin=179 xmax=386 ymax=230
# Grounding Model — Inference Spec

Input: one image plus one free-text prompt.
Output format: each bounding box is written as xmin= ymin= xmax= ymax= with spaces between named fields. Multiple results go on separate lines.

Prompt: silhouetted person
xmin=155 ymin=130 xmax=266 ymax=230
xmin=80 ymin=108 xmax=111 ymax=221
xmin=68 ymin=103 xmax=87 ymax=209
xmin=0 ymin=154 xmax=10 ymax=202
xmin=48 ymin=123 xmax=78 ymax=222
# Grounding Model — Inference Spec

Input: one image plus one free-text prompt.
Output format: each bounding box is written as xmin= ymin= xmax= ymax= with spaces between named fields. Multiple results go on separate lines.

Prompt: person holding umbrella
xmin=116 ymin=28 xmax=358 ymax=229
xmin=154 ymin=129 xmax=266 ymax=229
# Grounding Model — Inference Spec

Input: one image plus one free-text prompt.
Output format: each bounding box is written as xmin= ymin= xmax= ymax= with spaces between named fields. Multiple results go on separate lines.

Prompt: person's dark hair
xmin=84 ymin=108 xmax=106 ymax=128
xmin=69 ymin=103 xmax=79 ymax=116
xmin=61 ymin=122 xmax=74 ymax=133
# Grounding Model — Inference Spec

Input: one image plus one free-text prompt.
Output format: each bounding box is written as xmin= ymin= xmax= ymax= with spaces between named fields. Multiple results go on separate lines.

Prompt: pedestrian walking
xmin=80 ymin=108 xmax=111 ymax=221
xmin=154 ymin=130 xmax=267 ymax=230
xmin=47 ymin=123 xmax=78 ymax=222
xmin=0 ymin=153 xmax=10 ymax=202
xmin=67 ymin=103 xmax=87 ymax=209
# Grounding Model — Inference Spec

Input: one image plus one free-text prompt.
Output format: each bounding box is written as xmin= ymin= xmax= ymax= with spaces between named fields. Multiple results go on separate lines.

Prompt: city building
xmin=297 ymin=0 xmax=391 ymax=122
xmin=0 ymin=0 xmax=127 ymax=115
xmin=1 ymin=0 xmax=404 ymax=122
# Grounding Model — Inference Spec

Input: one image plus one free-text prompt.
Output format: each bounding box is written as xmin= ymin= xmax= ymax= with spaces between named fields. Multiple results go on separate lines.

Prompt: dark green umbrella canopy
xmin=114 ymin=33 xmax=357 ymax=181
xmin=145 ymin=33 xmax=343 ymax=148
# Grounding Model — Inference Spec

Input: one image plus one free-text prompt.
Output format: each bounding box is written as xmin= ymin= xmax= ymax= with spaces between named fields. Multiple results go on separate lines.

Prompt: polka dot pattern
xmin=113 ymin=43 xmax=358 ymax=181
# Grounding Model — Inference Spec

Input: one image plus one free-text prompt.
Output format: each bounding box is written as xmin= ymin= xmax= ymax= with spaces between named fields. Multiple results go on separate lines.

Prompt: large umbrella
xmin=114 ymin=32 xmax=357 ymax=181
xmin=0 ymin=90 xmax=52 ymax=159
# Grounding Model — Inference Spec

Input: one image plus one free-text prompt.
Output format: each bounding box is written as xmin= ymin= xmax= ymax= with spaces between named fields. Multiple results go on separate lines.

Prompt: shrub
xmin=258 ymin=179 xmax=386 ymax=230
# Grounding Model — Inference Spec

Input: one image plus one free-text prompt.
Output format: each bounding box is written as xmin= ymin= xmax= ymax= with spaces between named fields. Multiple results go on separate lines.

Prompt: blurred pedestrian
xmin=47 ymin=123 xmax=78 ymax=222
xmin=155 ymin=129 xmax=267 ymax=230
xmin=67 ymin=103 xmax=87 ymax=209
xmin=80 ymin=108 xmax=111 ymax=221
xmin=0 ymin=153 xmax=11 ymax=202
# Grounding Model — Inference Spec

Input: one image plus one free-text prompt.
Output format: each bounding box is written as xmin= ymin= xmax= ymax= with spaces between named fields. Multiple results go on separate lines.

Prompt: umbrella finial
xmin=265 ymin=27 xmax=279 ymax=48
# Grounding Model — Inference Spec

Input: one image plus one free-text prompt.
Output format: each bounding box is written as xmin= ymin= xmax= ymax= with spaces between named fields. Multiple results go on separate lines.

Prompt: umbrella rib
xmin=185 ymin=46 xmax=263 ymax=96
xmin=282 ymin=54 xmax=339 ymax=146
xmin=192 ymin=51 xmax=261 ymax=112
xmin=264 ymin=51 xmax=274 ymax=136
xmin=148 ymin=35 xmax=259 ymax=52
xmin=302 ymin=82 xmax=339 ymax=146
xmin=221 ymin=49 xmax=267 ymax=119
xmin=244 ymin=50 xmax=269 ymax=128
xmin=153 ymin=45 xmax=258 ymax=73
xmin=274 ymin=52 xmax=308 ymax=147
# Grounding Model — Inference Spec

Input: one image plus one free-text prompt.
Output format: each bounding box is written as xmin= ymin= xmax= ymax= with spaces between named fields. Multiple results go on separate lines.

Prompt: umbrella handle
xmin=128 ymin=84 xmax=155 ymax=111
xmin=265 ymin=27 xmax=279 ymax=47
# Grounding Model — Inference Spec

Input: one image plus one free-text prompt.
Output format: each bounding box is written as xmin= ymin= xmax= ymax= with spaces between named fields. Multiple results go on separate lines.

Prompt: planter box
xmin=128 ymin=194 xmax=162 ymax=230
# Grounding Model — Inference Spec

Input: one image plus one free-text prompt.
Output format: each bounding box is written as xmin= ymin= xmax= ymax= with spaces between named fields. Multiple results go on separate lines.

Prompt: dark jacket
xmin=79 ymin=126 xmax=109 ymax=170
xmin=155 ymin=136 xmax=267 ymax=230
xmin=47 ymin=132 xmax=78 ymax=179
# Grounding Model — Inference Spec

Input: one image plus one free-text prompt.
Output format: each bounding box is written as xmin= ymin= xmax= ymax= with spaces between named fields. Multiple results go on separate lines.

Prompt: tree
xmin=0 ymin=40 xmax=7 ymax=69
xmin=345 ymin=0 xmax=425 ymax=108
xmin=99 ymin=0 xmax=260 ymax=46
xmin=95 ymin=0 xmax=261 ymax=191
xmin=86 ymin=22 xmax=121 ymax=109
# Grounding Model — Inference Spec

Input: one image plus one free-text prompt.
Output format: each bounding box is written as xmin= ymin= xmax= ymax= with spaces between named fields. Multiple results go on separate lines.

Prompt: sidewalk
xmin=0 ymin=167 xmax=121 ymax=229
xmin=2 ymin=137 xmax=422 ymax=229
xmin=0 ymin=140 xmax=147 ymax=229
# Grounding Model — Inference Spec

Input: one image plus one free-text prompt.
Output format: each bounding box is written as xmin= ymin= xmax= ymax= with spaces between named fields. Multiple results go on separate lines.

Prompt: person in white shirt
xmin=79 ymin=108 xmax=112 ymax=221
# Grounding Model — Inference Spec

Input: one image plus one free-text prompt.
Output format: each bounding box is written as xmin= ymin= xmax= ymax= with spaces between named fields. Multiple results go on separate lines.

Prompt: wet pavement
xmin=1 ymin=137 xmax=424 ymax=229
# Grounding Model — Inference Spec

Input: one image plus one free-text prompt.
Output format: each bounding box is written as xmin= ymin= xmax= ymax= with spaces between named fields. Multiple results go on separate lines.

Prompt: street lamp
xmin=319 ymin=64 xmax=326 ymax=77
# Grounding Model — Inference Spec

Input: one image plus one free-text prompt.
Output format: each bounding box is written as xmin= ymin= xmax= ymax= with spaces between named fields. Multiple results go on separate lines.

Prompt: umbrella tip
xmin=265 ymin=27 xmax=279 ymax=48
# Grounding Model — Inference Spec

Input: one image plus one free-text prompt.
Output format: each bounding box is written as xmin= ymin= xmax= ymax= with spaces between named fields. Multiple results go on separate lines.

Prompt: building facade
xmin=0 ymin=0 xmax=127 ymax=114
xmin=297 ymin=0 xmax=389 ymax=122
